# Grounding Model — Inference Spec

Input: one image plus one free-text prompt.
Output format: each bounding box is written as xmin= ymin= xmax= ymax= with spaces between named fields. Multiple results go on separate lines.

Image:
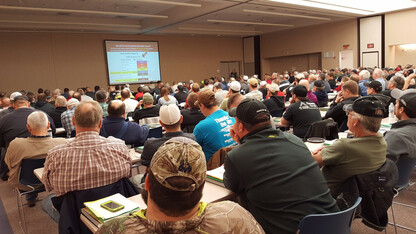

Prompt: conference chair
xmin=389 ymin=158 xmax=416 ymax=233
xmin=298 ymin=197 xmax=362 ymax=234
xmin=16 ymin=158 xmax=46 ymax=234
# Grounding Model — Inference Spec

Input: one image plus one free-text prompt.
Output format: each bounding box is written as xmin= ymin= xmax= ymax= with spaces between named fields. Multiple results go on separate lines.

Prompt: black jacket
xmin=335 ymin=159 xmax=398 ymax=231
xmin=52 ymin=178 xmax=138 ymax=234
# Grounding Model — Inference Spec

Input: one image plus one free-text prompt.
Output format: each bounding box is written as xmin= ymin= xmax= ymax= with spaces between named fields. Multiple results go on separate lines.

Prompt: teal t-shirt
xmin=193 ymin=109 xmax=236 ymax=162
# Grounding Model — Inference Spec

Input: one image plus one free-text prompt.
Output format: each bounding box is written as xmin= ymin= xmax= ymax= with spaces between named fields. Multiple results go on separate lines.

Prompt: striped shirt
xmin=42 ymin=131 xmax=131 ymax=196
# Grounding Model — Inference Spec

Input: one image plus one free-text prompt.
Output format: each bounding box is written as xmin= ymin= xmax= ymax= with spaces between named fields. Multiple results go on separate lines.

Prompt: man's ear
xmin=179 ymin=115 xmax=183 ymax=124
xmin=145 ymin=174 xmax=150 ymax=191
xmin=26 ymin=124 xmax=31 ymax=133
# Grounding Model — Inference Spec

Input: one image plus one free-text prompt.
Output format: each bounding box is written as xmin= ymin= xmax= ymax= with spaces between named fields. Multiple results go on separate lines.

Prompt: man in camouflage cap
xmin=97 ymin=137 xmax=264 ymax=234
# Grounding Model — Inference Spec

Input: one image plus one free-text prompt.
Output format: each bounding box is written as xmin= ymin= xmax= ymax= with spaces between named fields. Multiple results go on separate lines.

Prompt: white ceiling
xmin=0 ymin=0 xmax=415 ymax=37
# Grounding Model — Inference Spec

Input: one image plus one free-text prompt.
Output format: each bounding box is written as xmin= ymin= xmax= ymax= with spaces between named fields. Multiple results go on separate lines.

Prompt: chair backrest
xmin=298 ymin=197 xmax=362 ymax=234
xmin=304 ymin=118 xmax=339 ymax=141
xmin=147 ymin=127 xmax=163 ymax=139
xmin=19 ymin=158 xmax=46 ymax=186
xmin=395 ymin=157 xmax=416 ymax=189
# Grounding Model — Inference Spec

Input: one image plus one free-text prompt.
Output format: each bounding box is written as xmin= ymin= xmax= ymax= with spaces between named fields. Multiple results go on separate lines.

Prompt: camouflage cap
xmin=150 ymin=137 xmax=206 ymax=192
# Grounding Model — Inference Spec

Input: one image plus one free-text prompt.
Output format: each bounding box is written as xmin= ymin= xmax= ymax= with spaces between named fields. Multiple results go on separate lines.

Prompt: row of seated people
xmin=0 ymin=67 xmax=415 ymax=233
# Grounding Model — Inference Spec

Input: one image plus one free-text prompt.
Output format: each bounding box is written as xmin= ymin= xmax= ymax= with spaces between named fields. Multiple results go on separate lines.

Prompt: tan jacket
xmin=5 ymin=136 xmax=67 ymax=191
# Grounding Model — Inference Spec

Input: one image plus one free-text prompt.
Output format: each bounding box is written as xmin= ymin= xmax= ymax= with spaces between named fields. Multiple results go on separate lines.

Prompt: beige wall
xmin=0 ymin=32 xmax=243 ymax=94
xmin=385 ymin=8 xmax=416 ymax=67
xmin=260 ymin=19 xmax=358 ymax=74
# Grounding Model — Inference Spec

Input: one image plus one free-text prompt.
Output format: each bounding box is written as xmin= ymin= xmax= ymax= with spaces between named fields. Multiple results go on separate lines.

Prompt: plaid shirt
xmin=42 ymin=131 xmax=131 ymax=196
xmin=61 ymin=106 xmax=76 ymax=138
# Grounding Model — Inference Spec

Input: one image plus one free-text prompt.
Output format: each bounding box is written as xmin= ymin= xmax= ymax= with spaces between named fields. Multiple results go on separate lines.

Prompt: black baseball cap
xmin=314 ymin=80 xmax=325 ymax=88
xmin=364 ymin=81 xmax=382 ymax=93
xmin=391 ymin=88 xmax=416 ymax=118
xmin=292 ymin=85 xmax=307 ymax=97
xmin=229 ymin=98 xmax=270 ymax=125
xmin=343 ymin=96 xmax=385 ymax=118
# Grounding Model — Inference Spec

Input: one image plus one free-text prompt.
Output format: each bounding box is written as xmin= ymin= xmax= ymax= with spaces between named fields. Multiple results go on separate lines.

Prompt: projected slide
xmin=105 ymin=41 xmax=161 ymax=85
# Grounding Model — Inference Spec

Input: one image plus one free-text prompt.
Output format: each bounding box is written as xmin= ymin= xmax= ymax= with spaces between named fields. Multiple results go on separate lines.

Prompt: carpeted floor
xmin=0 ymin=168 xmax=414 ymax=234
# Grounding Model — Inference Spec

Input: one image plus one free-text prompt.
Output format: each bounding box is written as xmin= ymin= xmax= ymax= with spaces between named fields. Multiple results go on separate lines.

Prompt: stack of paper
xmin=206 ymin=165 xmax=225 ymax=187
xmin=83 ymin=193 xmax=140 ymax=223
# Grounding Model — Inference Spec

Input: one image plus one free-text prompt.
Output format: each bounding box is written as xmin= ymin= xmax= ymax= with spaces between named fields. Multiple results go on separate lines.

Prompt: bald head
xmin=108 ymin=100 xmax=126 ymax=117
xmin=73 ymin=101 xmax=103 ymax=130
xmin=299 ymin=79 xmax=310 ymax=91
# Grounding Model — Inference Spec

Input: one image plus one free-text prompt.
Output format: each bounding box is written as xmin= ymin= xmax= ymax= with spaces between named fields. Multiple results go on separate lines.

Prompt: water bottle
xmin=389 ymin=103 xmax=394 ymax=119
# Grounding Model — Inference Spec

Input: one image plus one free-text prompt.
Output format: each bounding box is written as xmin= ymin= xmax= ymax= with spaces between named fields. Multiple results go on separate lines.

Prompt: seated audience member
xmin=373 ymin=68 xmax=387 ymax=91
xmin=365 ymin=80 xmax=390 ymax=117
xmin=324 ymin=80 xmax=360 ymax=131
xmin=95 ymin=90 xmax=108 ymax=117
xmin=259 ymin=81 xmax=268 ymax=100
xmin=299 ymin=79 xmax=318 ymax=106
xmin=281 ymin=85 xmax=322 ymax=139
xmin=227 ymin=93 xmax=245 ymax=110
xmin=5 ymin=111 xmax=67 ymax=206
xmin=50 ymin=96 xmax=67 ymax=128
xmin=358 ymin=70 xmax=371 ymax=96
xmin=225 ymin=98 xmax=338 ymax=233
xmin=62 ymin=88 xmax=70 ymax=100
xmin=61 ymin=98 xmax=79 ymax=138
xmin=219 ymin=81 xmax=241 ymax=112
xmin=42 ymin=101 xmax=131 ymax=196
xmin=180 ymin=93 xmax=205 ymax=133
xmin=121 ymin=88 xmax=138 ymax=114
xmin=158 ymin=87 xmax=178 ymax=106
xmin=263 ymin=83 xmax=285 ymax=117
xmin=97 ymin=137 xmax=265 ymax=234
xmin=72 ymin=91 xmax=82 ymax=101
xmin=84 ymin=87 xmax=95 ymax=100
xmin=193 ymin=90 xmax=237 ymax=162
xmin=100 ymin=100 xmax=149 ymax=147
xmin=132 ymin=93 xmax=160 ymax=123
xmin=382 ymin=75 xmax=405 ymax=106
xmin=319 ymin=73 xmax=332 ymax=92
xmin=313 ymin=80 xmax=329 ymax=107
xmin=0 ymin=95 xmax=56 ymax=149
xmin=0 ymin=97 xmax=11 ymax=112
xmin=214 ymin=82 xmax=227 ymax=105
xmin=141 ymin=104 xmax=195 ymax=167
xmin=245 ymin=78 xmax=263 ymax=101
xmin=328 ymin=73 xmax=337 ymax=90
xmin=34 ymin=93 xmax=55 ymax=117
xmin=174 ymin=84 xmax=188 ymax=104
xmin=0 ymin=92 xmax=18 ymax=119
xmin=77 ymin=88 xmax=93 ymax=101
xmin=134 ymin=86 xmax=144 ymax=101
xmin=384 ymin=89 xmax=416 ymax=162
xmin=312 ymin=96 xmax=387 ymax=196
xmin=0 ymin=95 xmax=56 ymax=180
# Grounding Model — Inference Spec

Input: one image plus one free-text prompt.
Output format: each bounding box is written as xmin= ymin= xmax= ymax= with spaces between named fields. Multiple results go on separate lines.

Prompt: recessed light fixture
xmin=207 ymin=19 xmax=294 ymax=27
xmin=129 ymin=0 xmax=201 ymax=7
xmin=242 ymin=9 xmax=331 ymax=21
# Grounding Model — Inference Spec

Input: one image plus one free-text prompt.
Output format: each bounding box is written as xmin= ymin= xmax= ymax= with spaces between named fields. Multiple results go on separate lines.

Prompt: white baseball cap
xmin=243 ymin=75 xmax=249 ymax=81
xmin=229 ymin=81 xmax=241 ymax=92
xmin=260 ymin=81 xmax=267 ymax=87
xmin=159 ymin=104 xmax=181 ymax=125
xmin=268 ymin=83 xmax=279 ymax=93
xmin=10 ymin=92 xmax=22 ymax=101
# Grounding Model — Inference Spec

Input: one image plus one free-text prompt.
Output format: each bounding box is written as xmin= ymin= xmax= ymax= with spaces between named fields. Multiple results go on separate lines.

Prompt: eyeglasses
xmin=346 ymin=111 xmax=356 ymax=118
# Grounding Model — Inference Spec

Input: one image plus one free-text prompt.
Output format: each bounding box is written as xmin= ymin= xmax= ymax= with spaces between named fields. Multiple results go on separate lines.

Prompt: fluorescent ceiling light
xmin=242 ymin=9 xmax=331 ymax=21
xmin=128 ymin=0 xmax=201 ymax=7
xmin=0 ymin=6 xmax=168 ymax=18
xmin=207 ymin=19 xmax=294 ymax=27
xmin=178 ymin=27 xmax=262 ymax=33
xmin=400 ymin=44 xmax=416 ymax=50
xmin=262 ymin=0 xmax=416 ymax=15
xmin=0 ymin=20 xmax=141 ymax=28
xmin=303 ymin=0 xmax=374 ymax=13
